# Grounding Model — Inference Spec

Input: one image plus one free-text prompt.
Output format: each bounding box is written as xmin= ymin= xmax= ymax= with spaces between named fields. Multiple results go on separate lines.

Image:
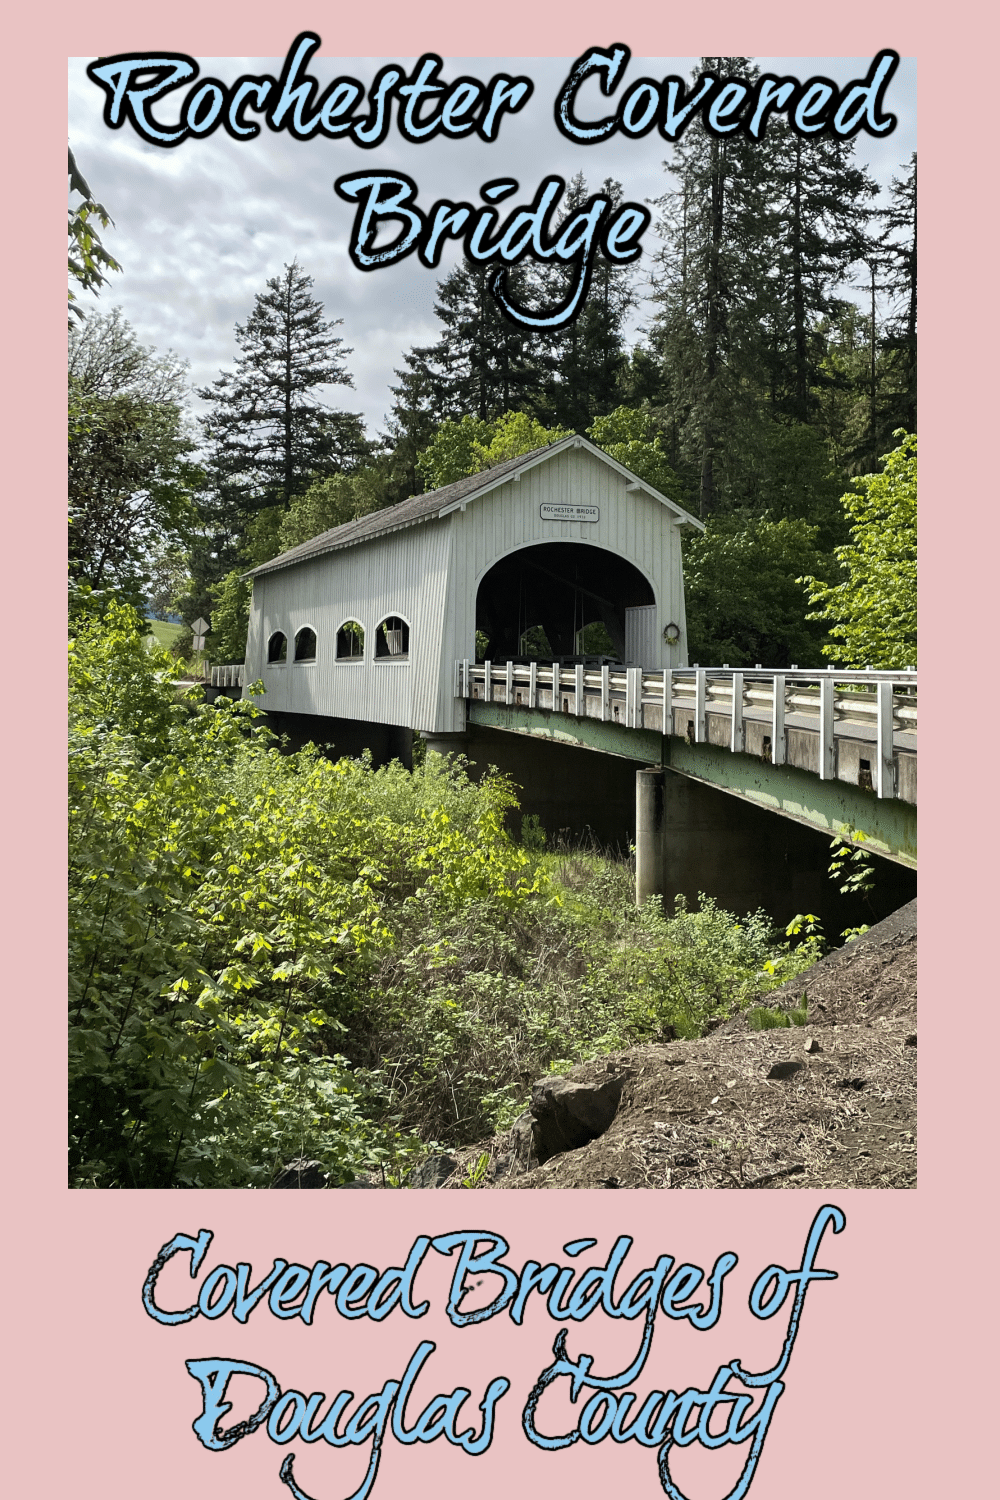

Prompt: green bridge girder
xmin=466 ymin=699 xmax=917 ymax=868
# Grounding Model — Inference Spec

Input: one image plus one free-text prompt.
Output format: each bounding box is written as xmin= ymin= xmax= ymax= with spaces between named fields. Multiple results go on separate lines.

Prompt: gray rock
xmin=272 ymin=1158 xmax=327 ymax=1189
xmin=526 ymin=1074 xmax=625 ymax=1164
xmin=510 ymin=1109 xmax=538 ymax=1170
xmin=767 ymin=1060 xmax=804 ymax=1081
xmin=409 ymin=1153 xmax=460 ymax=1189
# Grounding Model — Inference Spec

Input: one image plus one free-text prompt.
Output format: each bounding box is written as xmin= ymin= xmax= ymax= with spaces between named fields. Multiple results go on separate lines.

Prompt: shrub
xmin=69 ymin=604 xmax=537 ymax=1185
xmin=69 ymin=604 xmax=834 ymax=1182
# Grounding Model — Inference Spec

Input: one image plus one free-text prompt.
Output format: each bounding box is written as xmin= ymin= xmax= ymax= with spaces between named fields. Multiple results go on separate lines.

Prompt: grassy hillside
xmin=145 ymin=619 xmax=185 ymax=649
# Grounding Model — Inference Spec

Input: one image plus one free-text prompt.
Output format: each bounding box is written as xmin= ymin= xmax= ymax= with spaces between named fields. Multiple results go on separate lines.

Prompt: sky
xmin=68 ymin=50 xmax=916 ymax=440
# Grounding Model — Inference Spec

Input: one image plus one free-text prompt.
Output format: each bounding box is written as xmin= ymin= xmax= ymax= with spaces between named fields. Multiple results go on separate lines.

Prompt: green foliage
xmin=683 ymin=514 xmax=833 ymax=666
xmin=70 ymin=608 xmax=859 ymax=1186
xmin=69 ymin=607 xmax=541 ymax=1186
xmin=276 ymin=473 xmax=385 ymax=554
xmin=586 ymin=407 xmax=685 ymax=503
xmin=576 ymin=621 xmax=615 ymax=656
xmin=415 ymin=403 xmax=693 ymax=507
xmin=828 ymin=827 xmax=876 ymax=898
xmin=828 ymin=827 xmax=876 ymax=939
xmin=747 ymin=421 xmax=850 ymax=550
xmin=780 ymin=912 xmax=826 ymax=965
xmin=460 ymin=1152 xmax=492 ymax=1189
xmin=746 ymin=996 xmax=808 ymax=1030
xmin=68 ymin=148 xmax=121 ymax=321
xmin=516 ymin=624 xmax=553 ymax=657
xmin=415 ymin=416 xmax=493 ymax=489
xmin=416 ymin=411 xmax=572 ymax=491
xmin=206 ymin=569 xmax=252 ymax=663
xmin=596 ymin=896 xmax=782 ymax=1042
xmin=747 ymin=1006 xmax=790 ymax=1031
xmin=803 ymin=432 xmax=917 ymax=667
xmin=473 ymin=411 xmax=574 ymax=468
xmin=69 ymin=310 xmax=201 ymax=604
xmin=520 ymin=814 xmax=547 ymax=853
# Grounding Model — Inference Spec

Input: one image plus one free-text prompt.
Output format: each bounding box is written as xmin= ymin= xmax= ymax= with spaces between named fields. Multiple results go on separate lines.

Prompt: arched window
xmin=336 ymin=621 xmax=365 ymax=660
xmin=294 ymin=627 xmax=317 ymax=662
xmin=267 ymin=631 xmax=287 ymax=664
xmin=375 ymin=615 xmax=410 ymax=659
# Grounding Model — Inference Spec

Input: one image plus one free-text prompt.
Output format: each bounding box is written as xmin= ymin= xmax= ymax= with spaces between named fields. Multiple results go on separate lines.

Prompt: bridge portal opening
xmin=475 ymin=542 xmax=654 ymax=662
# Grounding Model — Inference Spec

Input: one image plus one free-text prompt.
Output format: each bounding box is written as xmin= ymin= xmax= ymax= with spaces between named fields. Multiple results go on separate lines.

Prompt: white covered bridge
xmin=219 ymin=434 xmax=916 ymax=909
xmin=240 ymin=435 xmax=702 ymax=743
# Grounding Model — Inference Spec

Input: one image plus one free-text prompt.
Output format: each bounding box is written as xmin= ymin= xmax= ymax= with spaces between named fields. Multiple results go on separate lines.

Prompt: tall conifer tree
xmin=879 ymin=153 xmax=917 ymax=433
xmin=198 ymin=261 xmax=365 ymax=517
xmin=767 ymin=129 xmax=878 ymax=422
xmin=648 ymin=58 xmax=771 ymax=517
xmin=389 ymin=261 xmax=545 ymax=433
xmin=541 ymin=174 xmax=635 ymax=430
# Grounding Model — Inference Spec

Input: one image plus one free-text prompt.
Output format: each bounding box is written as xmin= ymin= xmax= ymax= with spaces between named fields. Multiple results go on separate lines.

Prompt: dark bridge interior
xmin=475 ymin=542 xmax=654 ymax=661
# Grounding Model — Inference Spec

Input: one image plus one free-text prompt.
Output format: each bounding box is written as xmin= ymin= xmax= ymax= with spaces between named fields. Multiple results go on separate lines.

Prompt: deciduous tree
xmin=69 ymin=310 xmax=200 ymax=603
xmin=68 ymin=148 xmax=121 ymax=323
xmin=683 ymin=514 xmax=833 ymax=667
xmin=586 ymin=407 xmax=684 ymax=504
xmin=415 ymin=411 xmax=572 ymax=490
xmin=802 ymin=431 xmax=916 ymax=668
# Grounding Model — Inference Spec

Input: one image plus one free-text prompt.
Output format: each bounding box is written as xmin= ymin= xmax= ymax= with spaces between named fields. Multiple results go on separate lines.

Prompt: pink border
xmin=7 ymin=2 xmax=992 ymax=1496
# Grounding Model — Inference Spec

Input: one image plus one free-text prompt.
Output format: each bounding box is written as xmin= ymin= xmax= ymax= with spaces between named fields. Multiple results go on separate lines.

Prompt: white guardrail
xmin=210 ymin=664 xmax=245 ymax=688
xmin=457 ymin=661 xmax=916 ymax=801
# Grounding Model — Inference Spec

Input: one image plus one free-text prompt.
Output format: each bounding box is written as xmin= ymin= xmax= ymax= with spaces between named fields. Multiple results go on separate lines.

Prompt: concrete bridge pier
xmin=635 ymin=768 xmax=665 ymax=907
xmin=423 ymin=732 xmax=470 ymax=759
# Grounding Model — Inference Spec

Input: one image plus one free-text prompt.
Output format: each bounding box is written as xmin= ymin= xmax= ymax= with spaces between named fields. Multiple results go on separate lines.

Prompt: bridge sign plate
xmin=540 ymin=503 xmax=600 ymax=523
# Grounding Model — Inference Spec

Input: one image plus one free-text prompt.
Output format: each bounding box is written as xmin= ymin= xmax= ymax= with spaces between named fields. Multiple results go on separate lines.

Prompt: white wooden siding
xmin=245 ymin=520 xmax=451 ymax=731
xmin=450 ymin=447 xmax=686 ymax=673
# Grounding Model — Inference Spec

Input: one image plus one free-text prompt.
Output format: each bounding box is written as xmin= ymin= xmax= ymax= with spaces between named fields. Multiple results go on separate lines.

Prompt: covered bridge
xmin=242 ymin=434 xmax=703 ymax=745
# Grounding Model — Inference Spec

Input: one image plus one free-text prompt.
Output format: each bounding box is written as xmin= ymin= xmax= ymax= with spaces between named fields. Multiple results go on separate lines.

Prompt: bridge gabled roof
xmin=245 ymin=435 xmax=703 ymax=579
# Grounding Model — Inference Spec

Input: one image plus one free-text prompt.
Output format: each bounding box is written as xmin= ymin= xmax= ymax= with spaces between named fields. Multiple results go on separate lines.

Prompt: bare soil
xmin=433 ymin=898 xmax=917 ymax=1191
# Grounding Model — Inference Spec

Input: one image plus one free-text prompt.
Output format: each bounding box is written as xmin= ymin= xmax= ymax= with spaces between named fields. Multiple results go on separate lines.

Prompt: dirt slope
xmin=440 ymin=898 xmax=917 ymax=1191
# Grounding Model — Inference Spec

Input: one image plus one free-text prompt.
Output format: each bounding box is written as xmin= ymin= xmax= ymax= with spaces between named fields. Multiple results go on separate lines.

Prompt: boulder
xmin=409 ymin=1153 xmax=460 ymax=1189
xmin=524 ymin=1074 xmax=625 ymax=1164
